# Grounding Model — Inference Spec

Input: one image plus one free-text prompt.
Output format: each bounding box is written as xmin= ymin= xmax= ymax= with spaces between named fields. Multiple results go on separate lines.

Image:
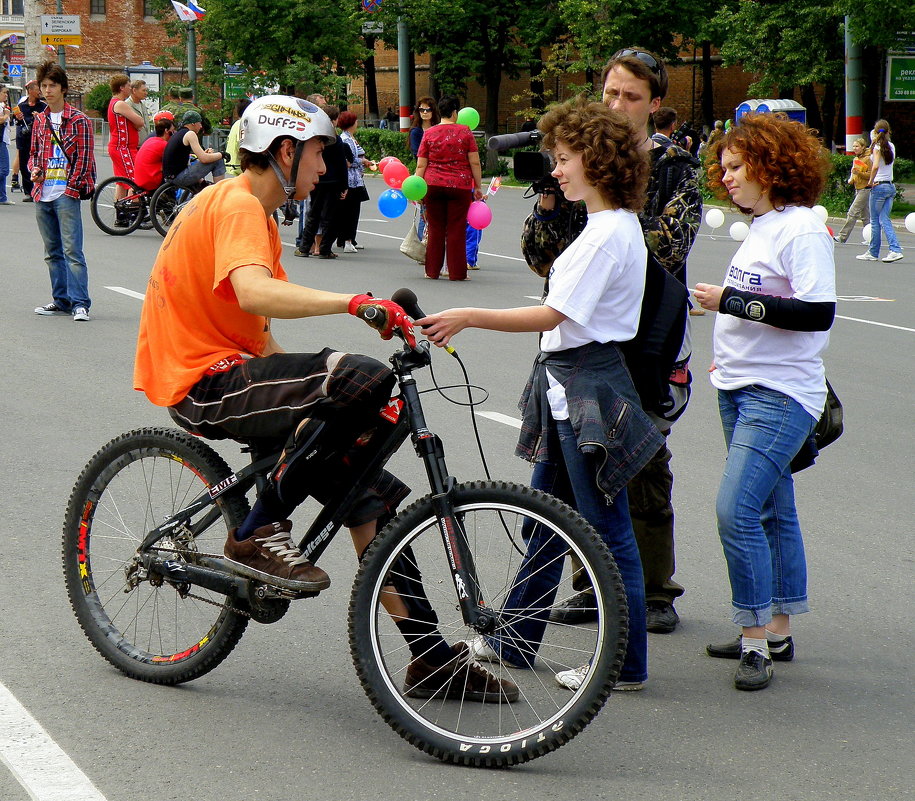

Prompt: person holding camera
xmin=29 ymin=63 xmax=96 ymax=321
xmin=523 ymin=48 xmax=702 ymax=636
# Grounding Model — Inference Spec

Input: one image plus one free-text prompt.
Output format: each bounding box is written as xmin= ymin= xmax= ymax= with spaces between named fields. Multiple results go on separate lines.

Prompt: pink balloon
xmin=467 ymin=200 xmax=492 ymax=230
xmin=383 ymin=161 xmax=410 ymax=188
xmin=378 ymin=156 xmax=401 ymax=173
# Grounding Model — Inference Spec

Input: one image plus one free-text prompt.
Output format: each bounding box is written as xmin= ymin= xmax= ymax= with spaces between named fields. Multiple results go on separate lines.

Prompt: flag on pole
xmin=171 ymin=0 xmax=205 ymax=21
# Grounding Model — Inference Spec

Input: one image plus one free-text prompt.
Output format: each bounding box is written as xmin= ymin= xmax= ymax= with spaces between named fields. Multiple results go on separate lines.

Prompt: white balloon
xmin=862 ymin=223 xmax=872 ymax=243
xmin=905 ymin=212 xmax=915 ymax=234
xmin=812 ymin=204 xmax=828 ymax=222
xmin=729 ymin=221 xmax=750 ymax=242
xmin=705 ymin=208 xmax=725 ymax=229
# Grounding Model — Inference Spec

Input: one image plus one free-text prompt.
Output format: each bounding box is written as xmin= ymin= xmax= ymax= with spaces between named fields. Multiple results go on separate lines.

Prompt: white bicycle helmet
xmin=238 ymin=95 xmax=337 ymax=216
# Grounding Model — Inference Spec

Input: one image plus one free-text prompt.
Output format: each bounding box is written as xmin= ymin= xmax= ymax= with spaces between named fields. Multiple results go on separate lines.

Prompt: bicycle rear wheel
xmin=349 ymin=481 xmax=627 ymax=767
xmin=150 ymin=182 xmax=192 ymax=237
xmin=62 ymin=427 xmax=251 ymax=684
xmin=91 ymin=176 xmax=146 ymax=236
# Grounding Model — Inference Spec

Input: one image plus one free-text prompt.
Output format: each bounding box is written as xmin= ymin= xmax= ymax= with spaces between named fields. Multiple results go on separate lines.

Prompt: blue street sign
xmin=8 ymin=64 xmax=23 ymax=78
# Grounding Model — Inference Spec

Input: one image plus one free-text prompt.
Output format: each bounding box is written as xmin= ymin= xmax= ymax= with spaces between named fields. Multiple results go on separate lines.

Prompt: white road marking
xmin=280 ymin=230 xmax=526 ymax=260
xmin=835 ymin=315 xmax=915 ymax=333
xmin=474 ymin=410 xmax=522 ymax=429
xmin=0 ymin=682 xmax=108 ymax=800
xmin=105 ymin=285 xmax=145 ymax=300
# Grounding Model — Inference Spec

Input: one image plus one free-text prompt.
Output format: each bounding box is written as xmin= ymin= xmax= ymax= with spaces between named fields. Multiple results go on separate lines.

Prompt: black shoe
xmin=646 ymin=601 xmax=679 ymax=633
xmin=23 ymin=195 xmax=34 ymax=202
xmin=706 ymin=635 xmax=794 ymax=661
xmin=318 ymin=252 xmax=338 ymax=259
xmin=548 ymin=589 xmax=597 ymax=624
xmin=734 ymin=649 xmax=773 ymax=691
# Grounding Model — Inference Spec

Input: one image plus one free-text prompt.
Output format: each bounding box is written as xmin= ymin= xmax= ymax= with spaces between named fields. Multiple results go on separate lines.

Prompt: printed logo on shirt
xmin=726 ymin=264 xmax=762 ymax=289
xmin=45 ymin=120 xmax=69 ymax=188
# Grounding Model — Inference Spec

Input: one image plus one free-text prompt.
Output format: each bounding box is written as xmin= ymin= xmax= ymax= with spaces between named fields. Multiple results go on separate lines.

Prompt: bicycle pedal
xmin=254 ymin=583 xmax=318 ymax=601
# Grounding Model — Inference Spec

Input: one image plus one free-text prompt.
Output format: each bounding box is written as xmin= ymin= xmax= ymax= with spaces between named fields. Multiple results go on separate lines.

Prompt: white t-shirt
xmin=40 ymin=111 xmax=68 ymax=203
xmin=710 ymin=205 xmax=836 ymax=420
xmin=541 ymin=207 xmax=647 ymax=418
xmin=872 ymin=141 xmax=894 ymax=182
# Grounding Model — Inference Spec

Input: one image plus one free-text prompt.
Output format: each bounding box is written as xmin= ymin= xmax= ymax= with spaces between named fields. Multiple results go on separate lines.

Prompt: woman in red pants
xmin=415 ymin=95 xmax=483 ymax=280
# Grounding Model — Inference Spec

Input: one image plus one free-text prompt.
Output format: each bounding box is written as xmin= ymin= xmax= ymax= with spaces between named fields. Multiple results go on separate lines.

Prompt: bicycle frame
xmin=138 ymin=339 xmax=497 ymax=632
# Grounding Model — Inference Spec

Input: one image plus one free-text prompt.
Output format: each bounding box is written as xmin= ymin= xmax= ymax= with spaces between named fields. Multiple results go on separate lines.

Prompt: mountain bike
xmin=149 ymin=179 xmax=201 ymax=237
xmin=90 ymin=176 xmax=155 ymax=236
xmin=61 ymin=293 xmax=628 ymax=767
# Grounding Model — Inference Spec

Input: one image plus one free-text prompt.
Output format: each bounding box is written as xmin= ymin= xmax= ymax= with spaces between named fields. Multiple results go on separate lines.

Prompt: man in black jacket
xmin=295 ymin=103 xmax=348 ymax=259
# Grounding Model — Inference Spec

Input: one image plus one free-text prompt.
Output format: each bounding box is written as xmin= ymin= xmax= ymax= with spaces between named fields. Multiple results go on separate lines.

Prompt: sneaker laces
xmin=255 ymin=531 xmax=306 ymax=564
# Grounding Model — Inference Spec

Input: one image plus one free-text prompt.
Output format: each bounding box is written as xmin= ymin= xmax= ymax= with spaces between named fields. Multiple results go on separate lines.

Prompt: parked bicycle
xmin=61 ymin=290 xmax=628 ymax=767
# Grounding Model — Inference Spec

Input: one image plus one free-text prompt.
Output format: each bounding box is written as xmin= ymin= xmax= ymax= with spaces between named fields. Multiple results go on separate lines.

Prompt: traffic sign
xmin=40 ymin=34 xmax=83 ymax=46
xmin=8 ymin=64 xmax=23 ymax=78
xmin=40 ymin=15 xmax=81 ymax=35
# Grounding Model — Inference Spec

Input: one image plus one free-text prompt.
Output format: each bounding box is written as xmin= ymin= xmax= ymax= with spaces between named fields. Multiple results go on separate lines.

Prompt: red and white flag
xmin=171 ymin=0 xmax=205 ymax=21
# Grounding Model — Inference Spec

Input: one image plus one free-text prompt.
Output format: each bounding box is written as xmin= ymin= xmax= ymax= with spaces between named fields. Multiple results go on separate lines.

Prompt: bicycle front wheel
xmin=62 ymin=427 xmax=251 ymax=685
xmin=150 ymin=182 xmax=191 ymax=237
xmin=91 ymin=176 xmax=146 ymax=236
xmin=349 ymin=481 xmax=627 ymax=767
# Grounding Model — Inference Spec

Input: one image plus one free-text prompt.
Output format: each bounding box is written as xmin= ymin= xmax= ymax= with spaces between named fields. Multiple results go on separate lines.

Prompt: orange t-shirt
xmin=134 ymin=175 xmax=287 ymax=406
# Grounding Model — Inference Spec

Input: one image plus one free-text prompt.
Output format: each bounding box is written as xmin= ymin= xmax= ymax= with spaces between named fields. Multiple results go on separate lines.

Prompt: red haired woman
xmin=695 ymin=113 xmax=836 ymax=691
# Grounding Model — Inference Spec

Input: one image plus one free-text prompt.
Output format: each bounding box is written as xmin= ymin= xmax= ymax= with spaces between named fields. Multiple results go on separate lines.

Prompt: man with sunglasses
xmin=523 ymin=48 xmax=702 ymax=635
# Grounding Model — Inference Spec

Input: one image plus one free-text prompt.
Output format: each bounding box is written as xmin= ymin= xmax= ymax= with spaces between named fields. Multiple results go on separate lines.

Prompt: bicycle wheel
xmin=150 ymin=182 xmax=192 ymax=237
xmin=349 ymin=480 xmax=628 ymax=766
xmin=62 ymin=427 xmax=251 ymax=685
xmin=91 ymin=176 xmax=146 ymax=236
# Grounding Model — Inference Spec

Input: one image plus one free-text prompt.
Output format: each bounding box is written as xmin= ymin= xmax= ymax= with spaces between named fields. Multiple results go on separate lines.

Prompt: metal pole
xmin=844 ymin=15 xmax=863 ymax=152
xmin=397 ymin=17 xmax=410 ymax=132
xmin=187 ymin=21 xmax=197 ymax=104
xmin=56 ymin=0 xmax=65 ymax=69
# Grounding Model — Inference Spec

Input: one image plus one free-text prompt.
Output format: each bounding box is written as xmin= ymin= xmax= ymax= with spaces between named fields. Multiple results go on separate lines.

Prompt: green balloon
xmin=401 ymin=174 xmax=428 ymax=201
xmin=457 ymin=107 xmax=480 ymax=130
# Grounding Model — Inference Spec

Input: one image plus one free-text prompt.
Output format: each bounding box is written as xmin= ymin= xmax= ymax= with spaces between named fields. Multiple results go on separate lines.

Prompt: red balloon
xmin=383 ymin=160 xmax=410 ymax=189
xmin=378 ymin=156 xmax=401 ymax=173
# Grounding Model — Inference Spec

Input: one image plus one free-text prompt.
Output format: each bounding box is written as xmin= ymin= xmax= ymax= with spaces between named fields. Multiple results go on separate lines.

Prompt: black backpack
xmin=621 ymin=256 xmax=690 ymax=422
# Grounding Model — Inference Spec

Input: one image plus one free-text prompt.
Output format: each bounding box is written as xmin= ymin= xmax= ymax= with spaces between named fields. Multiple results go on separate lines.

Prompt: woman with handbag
xmin=694 ymin=113 xmax=836 ymax=691
xmin=336 ymin=111 xmax=373 ymax=253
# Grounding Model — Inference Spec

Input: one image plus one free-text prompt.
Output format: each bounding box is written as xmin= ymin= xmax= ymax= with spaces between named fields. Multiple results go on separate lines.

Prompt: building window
xmin=90 ymin=0 xmax=105 ymax=14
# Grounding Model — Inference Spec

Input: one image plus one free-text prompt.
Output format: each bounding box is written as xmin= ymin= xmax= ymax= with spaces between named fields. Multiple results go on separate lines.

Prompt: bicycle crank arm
xmin=147 ymin=558 xmax=249 ymax=599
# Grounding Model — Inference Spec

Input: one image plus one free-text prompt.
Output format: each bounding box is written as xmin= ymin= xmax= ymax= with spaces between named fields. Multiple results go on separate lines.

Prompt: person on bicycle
xmin=160 ymin=109 xmax=227 ymax=189
xmin=134 ymin=95 xmax=517 ymax=703
xmin=133 ymin=111 xmax=175 ymax=193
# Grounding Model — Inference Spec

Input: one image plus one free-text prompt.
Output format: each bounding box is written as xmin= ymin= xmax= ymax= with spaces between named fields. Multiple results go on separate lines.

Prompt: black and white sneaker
xmin=734 ymin=649 xmax=774 ymax=691
xmin=34 ymin=302 xmax=70 ymax=316
xmin=706 ymin=635 xmax=794 ymax=661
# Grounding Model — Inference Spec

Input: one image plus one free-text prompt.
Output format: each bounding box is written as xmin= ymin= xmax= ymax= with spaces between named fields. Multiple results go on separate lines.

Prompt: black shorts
xmin=169 ymin=349 xmax=409 ymax=523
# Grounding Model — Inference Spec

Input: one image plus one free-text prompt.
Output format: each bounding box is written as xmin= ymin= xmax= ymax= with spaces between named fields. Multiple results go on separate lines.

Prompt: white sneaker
xmin=73 ymin=306 xmax=91 ymax=322
xmin=353 ymin=242 xmax=365 ymax=250
xmin=855 ymin=253 xmax=878 ymax=261
xmin=555 ymin=664 xmax=590 ymax=691
xmin=462 ymin=635 xmax=501 ymax=663
xmin=344 ymin=242 xmax=358 ymax=253
xmin=882 ymin=251 xmax=903 ymax=263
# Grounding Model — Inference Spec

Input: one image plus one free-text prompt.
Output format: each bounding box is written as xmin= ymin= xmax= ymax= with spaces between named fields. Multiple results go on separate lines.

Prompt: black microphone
xmin=391 ymin=287 xmax=424 ymax=324
xmin=391 ymin=287 xmax=456 ymax=355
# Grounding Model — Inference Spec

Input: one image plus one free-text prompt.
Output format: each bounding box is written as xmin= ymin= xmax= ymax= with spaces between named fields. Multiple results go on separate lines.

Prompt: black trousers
xmin=298 ymin=182 xmax=342 ymax=255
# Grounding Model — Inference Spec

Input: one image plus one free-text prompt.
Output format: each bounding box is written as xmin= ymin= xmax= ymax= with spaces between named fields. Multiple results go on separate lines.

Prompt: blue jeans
xmin=716 ymin=386 xmax=817 ymax=627
xmin=494 ymin=418 xmax=648 ymax=683
xmin=172 ymin=158 xmax=226 ymax=188
xmin=867 ymin=182 xmax=900 ymax=257
xmin=35 ymin=195 xmax=90 ymax=311
xmin=0 ymin=140 xmax=9 ymax=202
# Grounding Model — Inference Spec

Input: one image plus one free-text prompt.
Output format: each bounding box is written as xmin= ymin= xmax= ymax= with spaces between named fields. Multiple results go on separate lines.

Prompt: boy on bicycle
xmin=134 ymin=96 xmax=516 ymax=703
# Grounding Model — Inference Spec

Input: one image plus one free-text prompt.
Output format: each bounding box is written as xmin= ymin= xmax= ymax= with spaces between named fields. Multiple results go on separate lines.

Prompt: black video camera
xmin=487 ymin=130 xmax=560 ymax=195
xmin=671 ymin=122 xmax=699 ymax=153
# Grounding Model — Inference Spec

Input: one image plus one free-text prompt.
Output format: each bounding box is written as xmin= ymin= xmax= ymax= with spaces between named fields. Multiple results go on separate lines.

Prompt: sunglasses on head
xmin=611 ymin=49 xmax=663 ymax=76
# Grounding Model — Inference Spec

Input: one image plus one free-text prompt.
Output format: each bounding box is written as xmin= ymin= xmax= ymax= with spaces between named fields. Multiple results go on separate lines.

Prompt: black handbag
xmin=790 ymin=378 xmax=843 ymax=473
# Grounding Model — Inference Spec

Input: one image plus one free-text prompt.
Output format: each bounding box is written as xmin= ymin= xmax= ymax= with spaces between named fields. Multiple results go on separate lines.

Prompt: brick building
xmin=349 ymin=42 xmax=759 ymax=134
xmin=23 ymin=0 xmax=187 ymax=111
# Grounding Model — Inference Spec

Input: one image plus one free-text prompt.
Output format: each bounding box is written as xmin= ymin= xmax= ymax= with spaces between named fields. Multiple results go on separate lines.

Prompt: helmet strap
xmin=265 ymin=138 xmax=306 ymax=224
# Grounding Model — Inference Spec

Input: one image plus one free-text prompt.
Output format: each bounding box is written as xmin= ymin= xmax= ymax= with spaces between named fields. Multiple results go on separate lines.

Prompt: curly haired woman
xmin=695 ymin=113 xmax=836 ymax=691
xmin=857 ymin=119 xmax=902 ymax=263
xmin=418 ymin=96 xmax=664 ymax=691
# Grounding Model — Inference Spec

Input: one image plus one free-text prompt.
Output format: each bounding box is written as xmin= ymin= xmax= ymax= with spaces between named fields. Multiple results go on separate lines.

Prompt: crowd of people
xmin=8 ymin=52 xmax=906 ymax=696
